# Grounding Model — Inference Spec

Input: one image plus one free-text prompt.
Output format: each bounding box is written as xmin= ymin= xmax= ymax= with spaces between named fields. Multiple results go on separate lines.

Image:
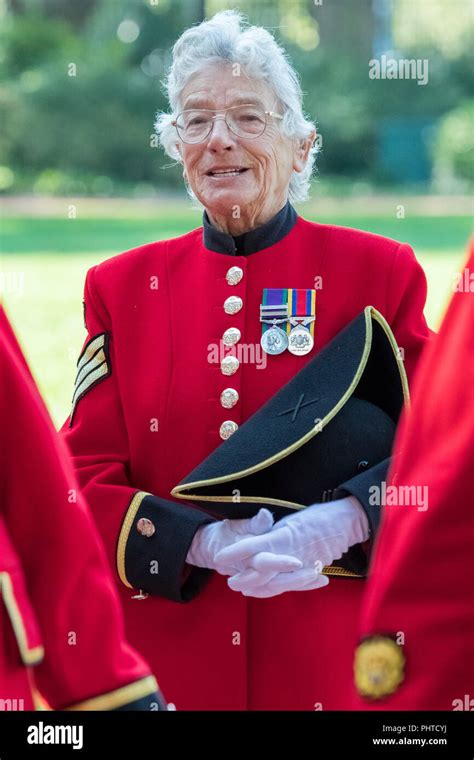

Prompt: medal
xmin=287 ymin=288 xmax=316 ymax=356
xmin=260 ymin=289 xmax=289 ymax=355
xmin=259 ymin=287 xmax=316 ymax=356
xmin=261 ymin=323 xmax=288 ymax=355
xmin=288 ymin=324 xmax=314 ymax=355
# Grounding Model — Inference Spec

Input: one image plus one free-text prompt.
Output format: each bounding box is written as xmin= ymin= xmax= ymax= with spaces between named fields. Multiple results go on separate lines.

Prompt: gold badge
xmin=354 ymin=636 xmax=405 ymax=699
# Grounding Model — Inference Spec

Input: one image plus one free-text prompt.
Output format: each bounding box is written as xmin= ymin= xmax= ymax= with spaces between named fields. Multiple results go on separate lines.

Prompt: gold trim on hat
xmin=170 ymin=307 xmax=408 ymax=580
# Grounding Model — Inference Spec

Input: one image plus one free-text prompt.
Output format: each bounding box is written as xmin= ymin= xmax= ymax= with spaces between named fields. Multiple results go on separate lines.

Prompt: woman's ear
xmin=293 ymin=130 xmax=316 ymax=173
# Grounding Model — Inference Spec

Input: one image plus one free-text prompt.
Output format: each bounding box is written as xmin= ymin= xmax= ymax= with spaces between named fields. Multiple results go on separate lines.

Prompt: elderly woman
xmin=62 ymin=10 xmax=431 ymax=710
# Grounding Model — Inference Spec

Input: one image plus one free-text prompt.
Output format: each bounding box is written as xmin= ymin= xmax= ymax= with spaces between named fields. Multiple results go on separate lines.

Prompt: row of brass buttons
xmin=220 ymin=267 xmax=243 ymax=440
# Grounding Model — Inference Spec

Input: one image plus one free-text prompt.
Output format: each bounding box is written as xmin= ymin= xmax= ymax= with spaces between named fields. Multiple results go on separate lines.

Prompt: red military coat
xmin=0 ymin=307 xmax=161 ymax=710
xmin=352 ymin=247 xmax=474 ymax=710
xmin=62 ymin=204 xmax=431 ymax=710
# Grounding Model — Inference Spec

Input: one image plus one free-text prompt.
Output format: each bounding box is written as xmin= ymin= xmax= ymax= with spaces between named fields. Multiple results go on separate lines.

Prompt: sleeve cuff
xmin=64 ymin=675 xmax=161 ymax=711
xmin=333 ymin=457 xmax=392 ymax=576
xmin=114 ymin=690 xmax=167 ymax=711
xmin=117 ymin=491 xmax=215 ymax=602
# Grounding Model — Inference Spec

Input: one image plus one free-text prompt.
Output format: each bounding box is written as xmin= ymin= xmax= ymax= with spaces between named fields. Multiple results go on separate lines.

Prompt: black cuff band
xmin=118 ymin=492 xmax=215 ymax=602
xmin=115 ymin=691 xmax=167 ymax=711
xmin=333 ymin=457 xmax=392 ymax=575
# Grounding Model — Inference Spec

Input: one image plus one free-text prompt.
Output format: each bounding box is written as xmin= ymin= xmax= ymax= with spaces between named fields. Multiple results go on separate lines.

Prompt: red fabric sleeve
xmin=0 ymin=307 xmax=158 ymax=710
xmin=386 ymin=243 xmax=435 ymax=387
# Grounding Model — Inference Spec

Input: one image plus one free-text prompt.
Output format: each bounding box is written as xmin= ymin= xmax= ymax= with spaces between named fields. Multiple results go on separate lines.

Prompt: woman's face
xmin=175 ymin=62 xmax=313 ymax=228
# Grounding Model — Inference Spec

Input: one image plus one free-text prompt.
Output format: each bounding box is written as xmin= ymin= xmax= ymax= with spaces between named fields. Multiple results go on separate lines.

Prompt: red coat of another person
xmin=61 ymin=209 xmax=432 ymax=710
xmin=0 ymin=307 xmax=162 ymax=711
xmin=352 ymin=247 xmax=474 ymax=710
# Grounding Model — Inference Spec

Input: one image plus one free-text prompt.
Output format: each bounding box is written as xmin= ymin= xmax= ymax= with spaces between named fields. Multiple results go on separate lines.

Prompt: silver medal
xmin=261 ymin=325 xmax=289 ymax=355
xmin=288 ymin=325 xmax=314 ymax=356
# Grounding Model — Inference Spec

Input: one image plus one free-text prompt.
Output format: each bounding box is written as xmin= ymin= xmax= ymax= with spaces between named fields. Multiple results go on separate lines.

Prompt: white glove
xmin=228 ymin=565 xmax=330 ymax=598
xmin=186 ymin=508 xmax=303 ymax=577
xmin=215 ymin=496 xmax=370 ymax=595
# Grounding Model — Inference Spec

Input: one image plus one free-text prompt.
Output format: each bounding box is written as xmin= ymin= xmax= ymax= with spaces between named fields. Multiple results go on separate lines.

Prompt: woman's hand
xmin=215 ymin=497 xmax=370 ymax=598
xmin=227 ymin=565 xmax=330 ymax=598
xmin=186 ymin=507 xmax=303 ymax=577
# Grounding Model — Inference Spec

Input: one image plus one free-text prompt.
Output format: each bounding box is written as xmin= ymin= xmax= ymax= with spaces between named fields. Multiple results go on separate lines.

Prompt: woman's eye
xmin=239 ymin=114 xmax=262 ymax=123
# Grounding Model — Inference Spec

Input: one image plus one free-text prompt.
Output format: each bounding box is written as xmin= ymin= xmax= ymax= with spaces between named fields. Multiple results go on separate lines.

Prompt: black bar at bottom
xmin=0 ymin=711 xmax=473 ymax=757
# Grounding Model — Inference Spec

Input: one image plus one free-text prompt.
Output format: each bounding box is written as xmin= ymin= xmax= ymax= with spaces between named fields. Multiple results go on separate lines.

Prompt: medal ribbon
xmin=261 ymin=288 xmax=288 ymax=335
xmin=287 ymin=288 xmax=316 ymax=336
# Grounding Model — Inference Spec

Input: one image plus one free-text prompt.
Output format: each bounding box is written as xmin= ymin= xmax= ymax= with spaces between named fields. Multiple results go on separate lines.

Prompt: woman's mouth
xmin=206 ymin=168 xmax=249 ymax=179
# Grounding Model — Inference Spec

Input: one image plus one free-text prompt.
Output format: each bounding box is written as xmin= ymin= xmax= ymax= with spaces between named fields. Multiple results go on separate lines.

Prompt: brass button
xmin=222 ymin=327 xmax=241 ymax=346
xmin=221 ymin=356 xmax=240 ymax=376
xmin=226 ymin=266 xmax=244 ymax=285
xmin=136 ymin=518 xmax=155 ymax=537
xmin=220 ymin=388 xmax=239 ymax=408
xmin=224 ymin=296 xmax=243 ymax=315
xmin=219 ymin=420 xmax=239 ymax=440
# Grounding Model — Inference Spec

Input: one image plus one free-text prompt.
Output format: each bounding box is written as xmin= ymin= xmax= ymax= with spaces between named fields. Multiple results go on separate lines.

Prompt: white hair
xmin=154 ymin=9 xmax=318 ymax=205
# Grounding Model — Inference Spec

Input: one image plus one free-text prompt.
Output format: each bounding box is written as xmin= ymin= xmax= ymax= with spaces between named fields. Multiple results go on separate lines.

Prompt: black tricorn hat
xmin=172 ymin=307 xmax=409 ymax=573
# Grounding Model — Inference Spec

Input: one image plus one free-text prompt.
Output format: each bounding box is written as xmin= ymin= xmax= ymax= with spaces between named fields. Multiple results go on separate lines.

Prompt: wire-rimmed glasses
xmin=172 ymin=104 xmax=284 ymax=144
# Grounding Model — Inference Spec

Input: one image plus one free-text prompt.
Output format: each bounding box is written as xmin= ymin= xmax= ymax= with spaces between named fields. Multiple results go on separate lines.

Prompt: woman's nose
xmin=206 ymin=116 xmax=236 ymax=148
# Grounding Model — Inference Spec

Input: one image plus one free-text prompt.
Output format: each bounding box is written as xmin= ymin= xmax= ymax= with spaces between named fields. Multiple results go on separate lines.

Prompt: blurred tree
xmin=0 ymin=0 xmax=204 ymax=193
xmin=310 ymin=0 xmax=375 ymax=54
xmin=393 ymin=0 xmax=474 ymax=59
xmin=43 ymin=0 xmax=98 ymax=28
xmin=6 ymin=0 xmax=99 ymax=28
xmin=432 ymin=100 xmax=474 ymax=185
xmin=0 ymin=0 xmax=472 ymax=193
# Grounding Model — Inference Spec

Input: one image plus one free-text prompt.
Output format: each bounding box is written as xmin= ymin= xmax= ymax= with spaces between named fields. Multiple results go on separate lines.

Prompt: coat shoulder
xmin=89 ymin=227 xmax=203 ymax=290
xmin=297 ymin=216 xmax=411 ymax=267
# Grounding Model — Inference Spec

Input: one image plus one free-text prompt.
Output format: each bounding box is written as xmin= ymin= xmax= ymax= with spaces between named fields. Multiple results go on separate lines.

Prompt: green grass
xmin=1 ymin=214 xmax=471 ymax=253
xmin=1 ymin=216 xmax=201 ymax=254
xmin=2 ymin=211 xmax=471 ymax=425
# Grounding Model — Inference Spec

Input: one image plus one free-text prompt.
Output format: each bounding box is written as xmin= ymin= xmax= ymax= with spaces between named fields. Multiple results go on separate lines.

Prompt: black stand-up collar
xmin=202 ymin=199 xmax=298 ymax=256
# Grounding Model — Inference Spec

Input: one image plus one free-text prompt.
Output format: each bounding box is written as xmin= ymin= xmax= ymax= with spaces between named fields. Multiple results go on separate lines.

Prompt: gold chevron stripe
xmin=70 ymin=334 xmax=111 ymax=423
xmin=72 ymin=360 xmax=109 ymax=405
xmin=74 ymin=347 xmax=106 ymax=389
xmin=76 ymin=333 xmax=105 ymax=373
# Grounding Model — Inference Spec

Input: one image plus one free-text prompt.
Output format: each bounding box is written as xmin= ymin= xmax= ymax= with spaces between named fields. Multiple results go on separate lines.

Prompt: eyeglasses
xmin=172 ymin=104 xmax=284 ymax=144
